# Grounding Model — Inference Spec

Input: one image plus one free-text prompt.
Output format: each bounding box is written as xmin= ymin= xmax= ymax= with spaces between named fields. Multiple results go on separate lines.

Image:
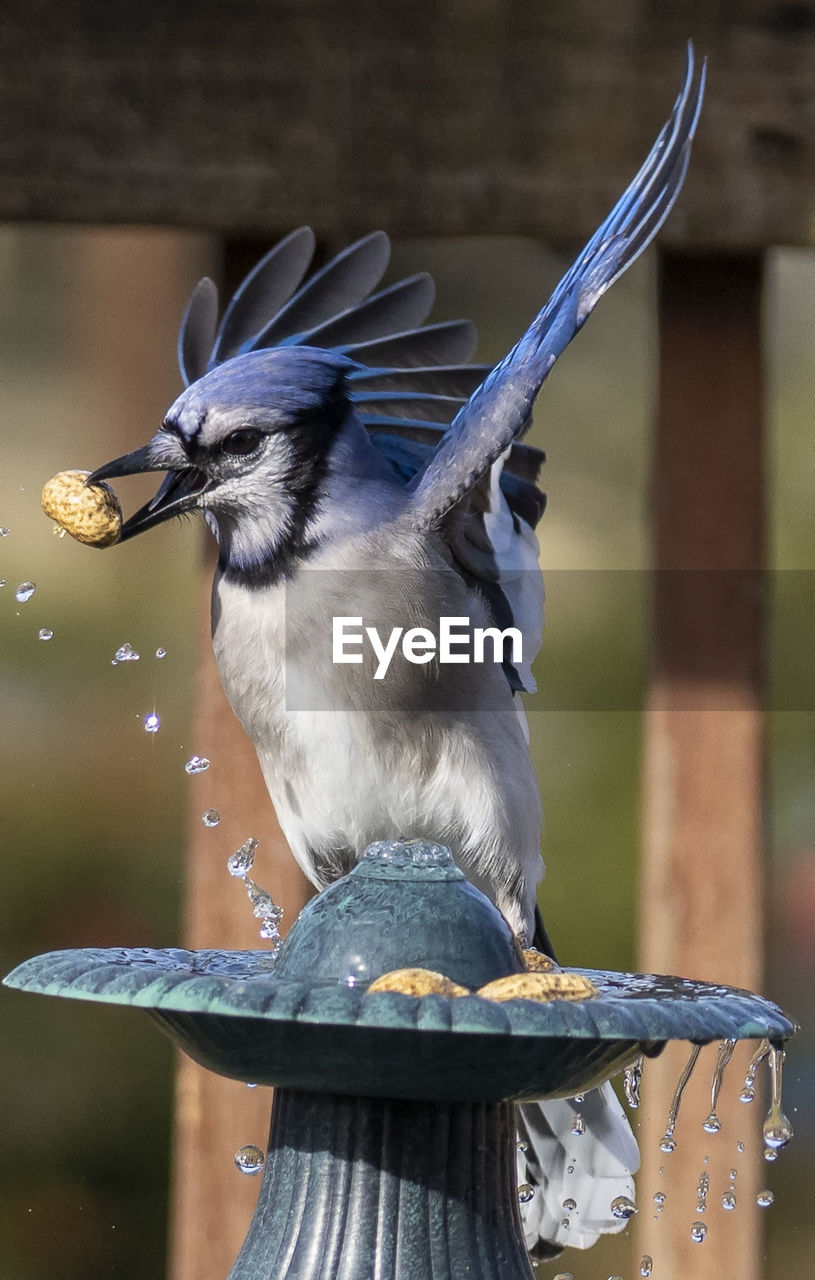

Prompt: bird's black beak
xmin=88 ymin=446 xmax=212 ymax=542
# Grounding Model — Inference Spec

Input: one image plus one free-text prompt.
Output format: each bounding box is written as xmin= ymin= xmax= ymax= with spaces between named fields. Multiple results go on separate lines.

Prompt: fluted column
xmin=228 ymin=1089 xmax=534 ymax=1280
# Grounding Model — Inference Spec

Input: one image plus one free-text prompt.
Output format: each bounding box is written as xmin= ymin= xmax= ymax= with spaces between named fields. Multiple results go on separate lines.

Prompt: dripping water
xmin=740 ymin=1038 xmax=770 ymax=1104
xmin=624 ymin=1055 xmax=644 ymax=1109
xmin=762 ymin=1043 xmax=794 ymax=1154
xmin=703 ymin=1037 xmax=736 ymax=1134
xmin=660 ymin=1043 xmax=702 ymax=1152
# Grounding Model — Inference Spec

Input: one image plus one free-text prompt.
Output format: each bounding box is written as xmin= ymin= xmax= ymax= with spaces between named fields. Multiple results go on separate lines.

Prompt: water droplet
xmin=573 ymin=1092 xmax=585 ymax=1103
xmin=112 ymin=642 xmax=139 ymax=664
xmin=696 ymin=1169 xmax=710 ymax=1214
xmin=610 ymin=1195 xmax=637 ymax=1220
xmin=15 ymin=582 xmax=35 ymax=603
xmin=144 ymin=713 xmax=160 ymax=734
xmin=516 ymin=1140 xmax=529 ymax=1155
xmin=566 ymin=1164 xmax=574 ymax=1175
xmin=53 ymin=526 xmax=66 ymax=538
xmin=202 ymin=808 xmax=220 ymax=827
xmin=562 ymin=1197 xmax=576 ymax=1212
xmin=234 ymin=1144 xmax=264 ymax=1175
xmin=762 ymin=1111 xmax=794 ymax=1151
xmin=552 ymin=1274 xmax=573 ymax=1280
xmin=691 ymin=1221 xmax=708 ymax=1243
xmin=659 ymin=1136 xmax=676 ymax=1153
xmin=518 ymin=1183 xmax=535 ymax=1203
xmin=228 ymin=837 xmax=258 ymax=878
xmin=729 ymin=1168 xmax=738 ymax=1181
xmin=722 ymin=1192 xmax=737 ymax=1210
xmin=185 ymin=755 xmax=211 ymax=775
xmin=38 ymin=628 xmax=53 ymax=641
xmin=244 ymin=877 xmax=280 ymax=920
xmin=740 ymin=1087 xmax=755 ymax=1103
xmin=246 ymin=1082 xmax=258 ymax=1089
xmin=756 ymin=1190 xmax=774 ymax=1208
xmin=624 ymin=1056 xmax=644 ymax=1109
xmin=0 ymin=527 xmax=9 ymax=537
xmin=640 ymin=1256 xmax=653 ymax=1278
xmin=570 ymin=1115 xmax=585 ymax=1136
xmin=155 ymin=647 xmax=167 ymax=659
xmin=703 ymin=1112 xmax=722 ymax=1134
xmin=737 ymin=1141 xmax=745 ymax=1153
xmin=763 ymin=1147 xmax=778 ymax=1162
xmin=653 ymin=1192 xmax=666 ymax=1206
xmin=0 ymin=579 xmax=5 ymax=587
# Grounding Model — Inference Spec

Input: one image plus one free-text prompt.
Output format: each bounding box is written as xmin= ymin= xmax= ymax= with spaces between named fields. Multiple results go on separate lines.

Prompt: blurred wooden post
xmin=169 ymin=232 xmax=315 ymax=1280
xmin=638 ymin=253 xmax=765 ymax=1279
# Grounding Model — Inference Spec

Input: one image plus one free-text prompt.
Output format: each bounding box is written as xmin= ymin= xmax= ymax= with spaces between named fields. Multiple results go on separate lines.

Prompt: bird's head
xmin=89 ymin=347 xmax=353 ymax=582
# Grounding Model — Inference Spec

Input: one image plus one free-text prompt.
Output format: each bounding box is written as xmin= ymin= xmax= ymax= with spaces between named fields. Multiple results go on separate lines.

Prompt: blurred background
xmin=1 ymin=227 xmax=812 ymax=1277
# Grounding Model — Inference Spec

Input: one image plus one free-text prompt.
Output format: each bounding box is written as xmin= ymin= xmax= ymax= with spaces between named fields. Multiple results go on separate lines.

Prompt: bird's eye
xmin=222 ymin=428 xmax=263 ymax=456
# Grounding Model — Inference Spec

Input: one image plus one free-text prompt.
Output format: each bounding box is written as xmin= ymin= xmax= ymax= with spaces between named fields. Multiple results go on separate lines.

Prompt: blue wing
xmin=407 ymin=43 xmax=706 ymax=530
xmin=175 ymin=222 xmax=543 ymax=534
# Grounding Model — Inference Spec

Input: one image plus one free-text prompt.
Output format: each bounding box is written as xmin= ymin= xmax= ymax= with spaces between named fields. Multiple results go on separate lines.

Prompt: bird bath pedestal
xmin=3 ymin=842 xmax=797 ymax=1279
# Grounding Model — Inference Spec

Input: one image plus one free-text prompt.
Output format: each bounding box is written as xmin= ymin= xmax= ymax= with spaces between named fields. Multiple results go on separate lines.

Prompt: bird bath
xmin=3 ymin=840 xmax=796 ymax=1279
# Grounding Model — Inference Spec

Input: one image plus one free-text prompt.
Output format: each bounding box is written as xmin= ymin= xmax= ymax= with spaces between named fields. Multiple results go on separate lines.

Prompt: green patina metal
xmin=3 ymin=840 xmax=798 ymax=1279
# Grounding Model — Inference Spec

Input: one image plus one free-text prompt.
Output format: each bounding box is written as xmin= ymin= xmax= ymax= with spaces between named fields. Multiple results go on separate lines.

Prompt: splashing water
xmin=762 ymin=1044 xmax=794 ymax=1152
xmin=690 ymin=1221 xmax=708 ymax=1243
xmin=185 ymin=755 xmax=211 ymax=775
xmin=660 ymin=1043 xmax=702 ymax=1152
xmin=143 ymin=713 xmax=160 ymax=734
xmin=517 ymin=1183 xmax=535 ymax=1204
xmin=703 ymin=1037 xmax=736 ymax=1134
xmin=202 ymin=808 xmax=220 ymax=827
xmin=15 ymin=582 xmax=35 ymax=603
xmin=610 ymin=1195 xmax=637 ymax=1221
xmin=244 ymin=876 xmax=284 ymax=947
xmin=228 ymin=837 xmax=258 ymax=878
xmin=740 ymin=1038 xmax=770 ymax=1103
xmin=234 ymin=1145 xmax=265 ymax=1175
xmin=112 ymin=642 xmax=139 ymax=664
xmin=696 ymin=1168 xmax=710 ymax=1214
xmin=624 ymin=1056 xmax=644 ymax=1109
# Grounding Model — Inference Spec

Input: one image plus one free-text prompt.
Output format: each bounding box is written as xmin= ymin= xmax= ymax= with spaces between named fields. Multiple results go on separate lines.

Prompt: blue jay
xmin=89 ymin=50 xmax=704 ymax=1257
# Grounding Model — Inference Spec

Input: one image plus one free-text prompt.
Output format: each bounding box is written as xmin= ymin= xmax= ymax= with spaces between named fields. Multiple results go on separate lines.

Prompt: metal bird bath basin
xmin=4 ymin=841 xmax=796 ymax=1280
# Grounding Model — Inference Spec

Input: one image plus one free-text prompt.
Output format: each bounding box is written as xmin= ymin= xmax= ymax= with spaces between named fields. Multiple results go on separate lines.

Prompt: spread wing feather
xmin=408 ymin=44 xmax=706 ymax=530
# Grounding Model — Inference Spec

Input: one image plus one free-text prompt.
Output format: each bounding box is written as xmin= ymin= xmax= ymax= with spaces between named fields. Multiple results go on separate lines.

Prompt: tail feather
xmin=517 ymin=1082 xmax=638 ymax=1256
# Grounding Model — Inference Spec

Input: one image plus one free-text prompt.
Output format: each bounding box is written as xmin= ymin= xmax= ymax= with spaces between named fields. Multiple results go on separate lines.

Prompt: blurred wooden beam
xmin=170 ymin=232 xmax=315 ymax=1280
xmin=1 ymin=1 xmax=814 ymax=247
xmin=638 ymin=252 xmax=765 ymax=1280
